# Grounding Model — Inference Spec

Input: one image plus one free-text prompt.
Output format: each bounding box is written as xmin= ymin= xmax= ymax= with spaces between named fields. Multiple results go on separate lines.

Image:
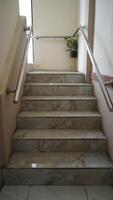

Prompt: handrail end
xmin=105 ymin=79 xmax=113 ymax=88
xmin=109 ymin=107 xmax=113 ymax=112
xmin=13 ymin=99 xmax=18 ymax=104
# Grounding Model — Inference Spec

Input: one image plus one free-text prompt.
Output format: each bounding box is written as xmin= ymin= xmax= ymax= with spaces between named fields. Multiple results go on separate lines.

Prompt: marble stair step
xmin=24 ymin=83 xmax=93 ymax=96
xmin=6 ymin=152 xmax=113 ymax=169
xmin=3 ymin=152 xmax=113 ymax=185
xmin=21 ymin=96 xmax=97 ymax=111
xmin=27 ymin=71 xmax=85 ymax=74
xmin=14 ymin=129 xmax=106 ymax=140
xmin=17 ymin=111 xmax=101 ymax=129
xmin=27 ymin=71 xmax=85 ymax=83
xmin=13 ymin=129 xmax=106 ymax=152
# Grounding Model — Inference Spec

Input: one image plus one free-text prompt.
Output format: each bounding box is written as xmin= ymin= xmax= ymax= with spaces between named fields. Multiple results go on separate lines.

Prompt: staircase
xmin=3 ymin=71 xmax=113 ymax=185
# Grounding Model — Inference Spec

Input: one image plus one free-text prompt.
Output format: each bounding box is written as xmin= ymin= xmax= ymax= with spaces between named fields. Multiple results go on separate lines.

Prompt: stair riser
xmin=27 ymin=74 xmax=85 ymax=83
xmin=13 ymin=139 xmax=106 ymax=152
xmin=24 ymin=85 xmax=93 ymax=96
xmin=3 ymin=169 xmax=113 ymax=185
xmin=21 ymin=100 xmax=97 ymax=111
xmin=17 ymin=117 xmax=101 ymax=129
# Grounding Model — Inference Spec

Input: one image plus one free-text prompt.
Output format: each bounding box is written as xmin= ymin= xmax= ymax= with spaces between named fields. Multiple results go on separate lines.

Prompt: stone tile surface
xmin=3 ymin=70 xmax=113 ymax=186
xmin=17 ymin=115 xmax=101 ymax=129
xmin=1 ymin=186 xmax=113 ymax=200
xmin=50 ymin=186 xmax=87 ymax=200
xmin=24 ymin=83 xmax=93 ymax=96
xmin=25 ymin=83 xmax=91 ymax=86
xmin=22 ymin=96 xmax=96 ymax=100
xmin=0 ymin=186 xmax=29 ymax=200
xmin=27 ymin=71 xmax=84 ymax=74
xmin=3 ymin=168 xmax=113 ymax=185
xmin=27 ymin=72 xmax=85 ymax=83
xmin=86 ymin=186 xmax=113 ymax=200
xmin=21 ymin=97 xmax=97 ymax=111
xmin=7 ymin=152 xmax=113 ymax=169
xmin=28 ymin=186 xmax=59 ymax=200
xmin=13 ymin=129 xmax=106 ymax=140
xmin=13 ymin=129 xmax=106 ymax=152
xmin=18 ymin=111 xmax=101 ymax=118
xmin=13 ymin=139 xmax=106 ymax=152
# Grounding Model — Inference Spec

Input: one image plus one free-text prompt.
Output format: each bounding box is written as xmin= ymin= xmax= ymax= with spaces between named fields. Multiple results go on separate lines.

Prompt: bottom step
xmin=3 ymin=152 xmax=113 ymax=185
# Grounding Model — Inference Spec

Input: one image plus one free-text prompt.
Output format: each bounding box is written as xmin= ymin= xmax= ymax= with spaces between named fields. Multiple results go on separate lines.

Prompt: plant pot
xmin=70 ymin=50 xmax=78 ymax=58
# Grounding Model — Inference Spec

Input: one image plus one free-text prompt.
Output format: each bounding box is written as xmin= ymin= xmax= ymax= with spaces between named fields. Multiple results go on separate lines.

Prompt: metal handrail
xmin=7 ymin=27 xmax=32 ymax=103
xmin=79 ymin=25 xmax=113 ymax=112
xmin=34 ymin=36 xmax=71 ymax=39
xmin=33 ymin=28 xmax=80 ymax=40
xmin=33 ymin=26 xmax=113 ymax=111
xmin=14 ymin=28 xmax=32 ymax=103
xmin=7 ymin=25 xmax=113 ymax=111
xmin=72 ymin=27 xmax=80 ymax=37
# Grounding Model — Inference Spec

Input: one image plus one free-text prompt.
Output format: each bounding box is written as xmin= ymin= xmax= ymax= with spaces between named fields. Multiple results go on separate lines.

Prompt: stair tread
xmin=7 ymin=152 xmax=113 ymax=169
xmin=13 ymin=129 xmax=106 ymax=140
xmin=18 ymin=111 xmax=101 ymax=118
xmin=28 ymin=71 xmax=84 ymax=75
xmin=25 ymin=83 xmax=92 ymax=86
xmin=22 ymin=96 xmax=96 ymax=101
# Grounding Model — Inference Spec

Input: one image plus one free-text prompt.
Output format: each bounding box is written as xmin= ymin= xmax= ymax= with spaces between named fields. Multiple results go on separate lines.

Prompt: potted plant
xmin=66 ymin=34 xmax=79 ymax=57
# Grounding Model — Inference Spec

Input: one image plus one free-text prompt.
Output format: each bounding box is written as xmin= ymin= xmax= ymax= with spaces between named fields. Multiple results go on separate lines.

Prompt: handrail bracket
xmin=7 ymin=88 xmax=16 ymax=95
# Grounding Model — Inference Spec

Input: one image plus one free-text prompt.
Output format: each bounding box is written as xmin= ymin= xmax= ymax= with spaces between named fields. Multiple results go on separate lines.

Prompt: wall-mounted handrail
xmin=33 ymin=36 xmax=71 ymax=39
xmin=32 ymin=28 xmax=80 ymax=40
xmin=79 ymin=25 xmax=113 ymax=112
xmin=7 ymin=27 xmax=32 ymax=103
xmin=14 ymin=28 xmax=32 ymax=103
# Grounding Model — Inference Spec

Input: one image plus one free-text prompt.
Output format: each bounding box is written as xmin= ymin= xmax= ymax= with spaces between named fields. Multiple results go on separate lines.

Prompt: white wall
xmin=33 ymin=0 xmax=80 ymax=70
xmin=0 ymin=0 xmax=19 ymax=77
xmin=93 ymin=0 xmax=113 ymax=161
xmin=94 ymin=0 xmax=113 ymax=75
xmin=78 ymin=0 xmax=89 ymax=74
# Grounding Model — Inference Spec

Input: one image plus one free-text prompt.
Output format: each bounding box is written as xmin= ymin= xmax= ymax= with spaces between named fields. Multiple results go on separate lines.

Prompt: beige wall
xmin=0 ymin=0 xmax=28 ymax=167
xmin=0 ymin=0 xmax=19 ymax=79
xmin=93 ymin=0 xmax=113 ymax=161
xmin=0 ymin=17 xmax=27 ymax=166
xmin=0 ymin=0 xmax=20 ymax=175
xmin=0 ymin=21 xmax=27 ymax=167
xmin=33 ymin=0 xmax=80 ymax=70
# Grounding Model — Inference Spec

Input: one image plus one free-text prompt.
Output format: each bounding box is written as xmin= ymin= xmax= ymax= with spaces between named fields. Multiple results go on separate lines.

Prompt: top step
xmin=27 ymin=71 xmax=85 ymax=83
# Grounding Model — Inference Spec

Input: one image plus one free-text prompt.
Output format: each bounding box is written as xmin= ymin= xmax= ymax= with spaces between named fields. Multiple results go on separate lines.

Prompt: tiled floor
xmin=0 ymin=186 xmax=113 ymax=200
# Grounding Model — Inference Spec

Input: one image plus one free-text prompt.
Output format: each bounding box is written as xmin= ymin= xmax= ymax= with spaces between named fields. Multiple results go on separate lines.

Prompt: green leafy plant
xmin=66 ymin=34 xmax=79 ymax=52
